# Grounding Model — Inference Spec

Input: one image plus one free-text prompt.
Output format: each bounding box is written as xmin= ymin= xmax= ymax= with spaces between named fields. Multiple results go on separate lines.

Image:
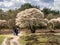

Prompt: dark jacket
xmin=14 ymin=28 xmax=18 ymax=34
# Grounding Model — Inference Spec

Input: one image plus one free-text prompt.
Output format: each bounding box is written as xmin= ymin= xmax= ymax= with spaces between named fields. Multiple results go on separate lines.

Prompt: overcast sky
xmin=0 ymin=0 xmax=60 ymax=11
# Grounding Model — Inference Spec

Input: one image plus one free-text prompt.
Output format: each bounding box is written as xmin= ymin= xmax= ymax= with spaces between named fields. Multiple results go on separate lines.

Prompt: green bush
xmin=54 ymin=23 xmax=60 ymax=29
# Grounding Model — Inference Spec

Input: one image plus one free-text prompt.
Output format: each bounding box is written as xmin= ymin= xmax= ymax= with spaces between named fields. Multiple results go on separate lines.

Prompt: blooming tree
xmin=16 ymin=8 xmax=44 ymax=33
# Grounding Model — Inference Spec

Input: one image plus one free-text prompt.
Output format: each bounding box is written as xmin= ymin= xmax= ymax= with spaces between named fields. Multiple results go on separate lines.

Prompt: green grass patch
xmin=19 ymin=38 xmax=27 ymax=45
xmin=19 ymin=31 xmax=27 ymax=45
xmin=38 ymin=37 xmax=49 ymax=42
xmin=0 ymin=36 xmax=5 ymax=44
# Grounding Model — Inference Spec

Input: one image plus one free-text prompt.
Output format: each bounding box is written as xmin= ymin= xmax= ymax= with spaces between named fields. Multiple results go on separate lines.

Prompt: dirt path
xmin=10 ymin=36 xmax=20 ymax=45
xmin=1 ymin=32 xmax=23 ymax=45
xmin=1 ymin=38 xmax=8 ymax=45
xmin=10 ymin=32 xmax=23 ymax=45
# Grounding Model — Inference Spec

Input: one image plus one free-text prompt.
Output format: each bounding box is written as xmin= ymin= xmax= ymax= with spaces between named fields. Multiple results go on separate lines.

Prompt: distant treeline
xmin=0 ymin=3 xmax=59 ymax=20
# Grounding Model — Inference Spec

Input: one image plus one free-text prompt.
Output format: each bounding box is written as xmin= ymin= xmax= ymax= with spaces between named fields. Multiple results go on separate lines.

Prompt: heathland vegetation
xmin=0 ymin=3 xmax=60 ymax=45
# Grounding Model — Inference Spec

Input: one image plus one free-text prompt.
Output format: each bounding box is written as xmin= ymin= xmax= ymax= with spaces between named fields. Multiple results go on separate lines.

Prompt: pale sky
xmin=0 ymin=0 xmax=60 ymax=11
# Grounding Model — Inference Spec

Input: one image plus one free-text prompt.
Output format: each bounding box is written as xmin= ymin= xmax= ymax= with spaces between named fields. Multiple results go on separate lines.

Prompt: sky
xmin=0 ymin=0 xmax=60 ymax=11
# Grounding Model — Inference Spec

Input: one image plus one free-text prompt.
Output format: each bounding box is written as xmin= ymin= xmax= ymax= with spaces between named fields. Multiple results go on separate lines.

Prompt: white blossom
xmin=16 ymin=8 xmax=44 ymax=28
xmin=0 ymin=20 xmax=7 ymax=25
xmin=49 ymin=18 xmax=60 ymax=24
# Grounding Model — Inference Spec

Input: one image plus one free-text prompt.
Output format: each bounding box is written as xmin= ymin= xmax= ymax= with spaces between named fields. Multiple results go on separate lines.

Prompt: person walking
xmin=13 ymin=26 xmax=19 ymax=36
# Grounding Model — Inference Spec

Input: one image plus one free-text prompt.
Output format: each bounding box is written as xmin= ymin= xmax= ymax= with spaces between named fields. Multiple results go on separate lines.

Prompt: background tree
xmin=18 ymin=3 xmax=40 ymax=11
xmin=51 ymin=10 xmax=59 ymax=15
xmin=42 ymin=8 xmax=51 ymax=15
xmin=42 ymin=8 xmax=59 ymax=18
xmin=6 ymin=10 xmax=17 ymax=19
xmin=0 ymin=9 xmax=6 ymax=20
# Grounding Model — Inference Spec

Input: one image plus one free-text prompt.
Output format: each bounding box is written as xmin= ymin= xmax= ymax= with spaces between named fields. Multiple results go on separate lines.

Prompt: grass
xmin=19 ymin=31 xmax=27 ymax=45
xmin=19 ymin=32 xmax=60 ymax=45
xmin=0 ymin=34 xmax=14 ymax=45
xmin=19 ymin=38 xmax=27 ymax=45
xmin=0 ymin=36 xmax=5 ymax=44
xmin=38 ymin=37 xmax=49 ymax=42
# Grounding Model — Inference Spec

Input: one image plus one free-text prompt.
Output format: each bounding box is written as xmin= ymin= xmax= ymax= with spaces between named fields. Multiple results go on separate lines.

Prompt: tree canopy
xmin=42 ymin=8 xmax=59 ymax=15
xmin=18 ymin=3 xmax=40 ymax=11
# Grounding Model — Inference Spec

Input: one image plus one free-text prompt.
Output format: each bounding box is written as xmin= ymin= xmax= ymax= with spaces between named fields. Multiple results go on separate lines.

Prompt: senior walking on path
xmin=13 ymin=26 xmax=20 ymax=36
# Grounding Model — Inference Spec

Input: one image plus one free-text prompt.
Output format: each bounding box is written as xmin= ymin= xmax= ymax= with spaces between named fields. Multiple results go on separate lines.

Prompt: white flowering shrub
xmin=0 ymin=19 xmax=16 ymax=29
xmin=48 ymin=18 xmax=60 ymax=29
xmin=16 ymin=8 xmax=44 ymax=28
xmin=0 ymin=20 xmax=8 ymax=29
xmin=16 ymin=8 xmax=45 ymax=33
xmin=0 ymin=20 xmax=7 ymax=24
xmin=36 ymin=19 xmax=48 ymax=29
